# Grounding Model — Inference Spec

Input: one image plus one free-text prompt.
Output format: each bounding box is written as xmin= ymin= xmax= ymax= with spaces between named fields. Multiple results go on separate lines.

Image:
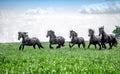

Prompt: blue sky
xmin=0 ymin=0 xmax=112 ymax=10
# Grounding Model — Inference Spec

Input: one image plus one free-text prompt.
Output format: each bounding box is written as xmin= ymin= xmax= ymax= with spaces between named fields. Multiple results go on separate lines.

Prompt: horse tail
xmin=62 ymin=38 xmax=65 ymax=46
xmin=36 ymin=39 xmax=44 ymax=48
xmin=57 ymin=36 xmax=65 ymax=47
xmin=113 ymin=37 xmax=118 ymax=47
xmin=82 ymin=39 xmax=86 ymax=48
xmin=110 ymin=35 xmax=118 ymax=47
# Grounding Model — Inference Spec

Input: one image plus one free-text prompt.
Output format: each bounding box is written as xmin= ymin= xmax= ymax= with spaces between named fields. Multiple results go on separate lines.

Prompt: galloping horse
xmin=69 ymin=30 xmax=85 ymax=48
xmin=46 ymin=30 xmax=65 ymax=48
xmin=88 ymin=29 xmax=101 ymax=50
xmin=18 ymin=32 xmax=43 ymax=51
xmin=99 ymin=26 xmax=117 ymax=49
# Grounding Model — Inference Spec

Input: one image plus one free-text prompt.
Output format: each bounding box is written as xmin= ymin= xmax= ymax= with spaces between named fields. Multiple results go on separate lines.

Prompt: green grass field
xmin=0 ymin=42 xmax=120 ymax=74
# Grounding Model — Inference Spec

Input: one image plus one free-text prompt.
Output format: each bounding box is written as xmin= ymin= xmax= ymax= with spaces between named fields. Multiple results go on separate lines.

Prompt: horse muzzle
xmin=18 ymin=37 xmax=20 ymax=40
xmin=98 ymin=34 xmax=101 ymax=36
xmin=88 ymin=34 xmax=91 ymax=36
xmin=46 ymin=35 xmax=48 ymax=38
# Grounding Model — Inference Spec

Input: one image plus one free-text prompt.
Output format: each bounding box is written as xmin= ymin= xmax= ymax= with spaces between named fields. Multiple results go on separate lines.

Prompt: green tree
xmin=113 ymin=26 xmax=120 ymax=39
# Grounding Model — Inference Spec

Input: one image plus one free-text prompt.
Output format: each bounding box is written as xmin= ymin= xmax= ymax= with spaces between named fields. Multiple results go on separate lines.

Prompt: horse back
xmin=77 ymin=37 xmax=85 ymax=43
xmin=56 ymin=36 xmax=65 ymax=42
xmin=50 ymin=36 xmax=65 ymax=44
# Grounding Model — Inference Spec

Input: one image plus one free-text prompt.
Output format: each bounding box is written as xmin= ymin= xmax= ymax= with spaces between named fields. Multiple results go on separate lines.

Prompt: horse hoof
xmin=50 ymin=47 xmax=53 ymax=49
xmin=56 ymin=46 xmax=60 ymax=49
xmin=69 ymin=46 xmax=72 ymax=48
xmin=41 ymin=47 xmax=44 ymax=48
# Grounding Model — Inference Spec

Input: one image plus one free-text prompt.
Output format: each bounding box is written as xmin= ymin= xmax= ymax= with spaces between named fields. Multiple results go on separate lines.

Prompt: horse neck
xmin=71 ymin=36 xmax=77 ymax=40
xmin=49 ymin=34 xmax=56 ymax=39
xmin=22 ymin=35 xmax=29 ymax=42
xmin=101 ymin=31 xmax=107 ymax=38
xmin=90 ymin=34 xmax=95 ymax=39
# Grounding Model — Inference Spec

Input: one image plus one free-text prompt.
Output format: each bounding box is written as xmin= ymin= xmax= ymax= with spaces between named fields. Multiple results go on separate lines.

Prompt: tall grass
xmin=0 ymin=42 xmax=120 ymax=74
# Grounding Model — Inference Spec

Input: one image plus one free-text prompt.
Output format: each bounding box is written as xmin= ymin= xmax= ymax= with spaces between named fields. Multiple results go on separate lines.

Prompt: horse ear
xmin=93 ymin=30 xmax=94 ymax=33
xmin=88 ymin=29 xmax=91 ymax=31
xmin=70 ymin=30 xmax=72 ymax=32
xmin=101 ymin=26 xmax=104 ymax=29
xmin=24 ymin=32 xmax=28 ymax=34
xmin=53 ymin=31 xmax=55 ymax=34
xmin=18 ymin=32 xmax=21 ymax=34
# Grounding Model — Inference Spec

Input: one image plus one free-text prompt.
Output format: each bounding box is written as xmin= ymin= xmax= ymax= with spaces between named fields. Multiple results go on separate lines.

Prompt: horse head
xmin=88 ymin=29 xmax=94 ymax=37
xmin=18 ymin=32 xmax=28 ymax=40
xmin=99 ymin=26 xmax=104 ymax=36
xmin=70 ymin=30 xmax=78 ymax=38
xmin=46 ymin=30 xmax=55 ymax=38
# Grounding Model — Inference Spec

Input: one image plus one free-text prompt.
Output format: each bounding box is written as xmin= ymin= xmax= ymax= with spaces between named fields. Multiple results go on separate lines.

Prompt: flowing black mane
xmin=18 ymin=32 xmax=43 ymax=51
xmin=69 ymin=30 xmax=85 ymax=48
xmin=99 ymin=26 xmax=117 ymax=49
xmin=88 ymin=29 xmax=101 ymax=50
xmin=46 ymin=30 xmax=65 ymax=48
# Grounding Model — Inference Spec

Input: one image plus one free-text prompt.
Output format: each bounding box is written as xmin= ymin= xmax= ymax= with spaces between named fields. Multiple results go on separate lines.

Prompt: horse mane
xmin=70 ymin=30 xmax=78 ymax=37
xmin=18 ymin=32 xmax=29 ymax=38
xmin=49 ymin=30 xmax=54 ymax=34
xmin=48 ymin=30 xmax=56 ymax=38
xmin=99 ymin=26 xmax=108 ymax=36
xmin=89 ymin=29 xmax=94 ymax=34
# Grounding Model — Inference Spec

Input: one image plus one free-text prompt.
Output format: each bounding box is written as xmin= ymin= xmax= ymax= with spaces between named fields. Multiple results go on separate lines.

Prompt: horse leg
xmin=70 ymin=43 xmax=75 ymax=48
xmin=78 ymin=43 xmax=81 ymax=48
xmin=62 ymin=44 xmax=65 ymax=46
xmin=82 ymin=42 xmax=85 ymax=48
xmin=102 ymin=44 xmax=104 ymax=48
xmin=33 ymin=45 xmax=36 ymax=49
xmin=98 ymin=43 xmax=101 ymax=50
xmin=22 ymin=45 xmax=24 ymax=51
xmin=101 ymin=42 xmax=106 ymax=49
xmin=94 ymin=44 xmax=97 ymax=49
xmin=109 ymin=42 xmax=112 ymax=49
xmin=49 ymin=44 xmax=53 ymax=49
xmin=19 ymin=44 xmax=22 ymax=50
xmin=88 ymin=44 xmax=90 ymax=48
xmin=69 ymin=42 xmax=72 ymax=48
xmin=39 ymin=43 xmax=44 ymax=48
xmin=103 ymin=43 xmax=106 ymax=49
xmin=56 ymin=44 xmax=61 ymax=48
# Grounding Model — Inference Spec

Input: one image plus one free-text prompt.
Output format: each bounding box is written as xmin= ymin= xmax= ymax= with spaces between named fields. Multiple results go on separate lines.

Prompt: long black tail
xmin=113 ymin=38 xmax=118 ymax=47
xmin=36 ymin=39 xmax=44 ymax=48
xmin=82 ymin=41 xmax=86 ymax=48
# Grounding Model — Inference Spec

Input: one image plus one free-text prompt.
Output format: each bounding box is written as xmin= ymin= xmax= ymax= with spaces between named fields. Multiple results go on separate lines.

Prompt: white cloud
xmin=25 ymin=7 xmax=56 ymax=15
xmin=78 ymin=1 xmax=120 ymax=14
xmin=0 ymin=5 xmax=120 ymax=43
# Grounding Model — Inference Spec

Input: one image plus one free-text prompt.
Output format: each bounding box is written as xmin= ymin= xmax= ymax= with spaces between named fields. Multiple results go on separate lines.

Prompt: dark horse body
xmin=18 ymin=32 xmax=43 ymax=51
xmin=88 ymin=29 xmax=101 ymax=50
xmin=99 ymin=26 xmax=117 ymax=49
xmin=46 ymin=30 xmax=65 ymax=48
xmin=69 ymin=30 xmax=85 ymax=48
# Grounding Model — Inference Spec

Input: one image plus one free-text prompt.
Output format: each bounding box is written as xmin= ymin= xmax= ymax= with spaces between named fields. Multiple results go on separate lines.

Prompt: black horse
xmin=69 ymin=30 xmax=85 ymax=48
xmin=46 ymin=30 xmax=65 ymax=48
xmin=18 ymin=32 xmax=43 ymax=51
xmin=99 ymin=26 xmax=117 ymax=49
xmin=88 ymin=29 xmax=101 ymax=50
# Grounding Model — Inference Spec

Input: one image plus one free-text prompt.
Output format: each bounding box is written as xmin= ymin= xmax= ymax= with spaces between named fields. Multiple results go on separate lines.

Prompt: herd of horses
xmin=18 ymin=26 xmax=118 ymax=51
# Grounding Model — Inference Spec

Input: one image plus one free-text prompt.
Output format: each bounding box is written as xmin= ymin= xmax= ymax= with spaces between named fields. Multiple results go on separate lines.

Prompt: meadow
xmin=0 ymin=42 xmax=120 ymax=74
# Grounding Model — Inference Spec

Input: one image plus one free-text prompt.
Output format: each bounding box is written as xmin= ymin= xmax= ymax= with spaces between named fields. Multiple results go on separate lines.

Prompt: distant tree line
xmin=113 ymin=26 xmax=120 ymax=39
